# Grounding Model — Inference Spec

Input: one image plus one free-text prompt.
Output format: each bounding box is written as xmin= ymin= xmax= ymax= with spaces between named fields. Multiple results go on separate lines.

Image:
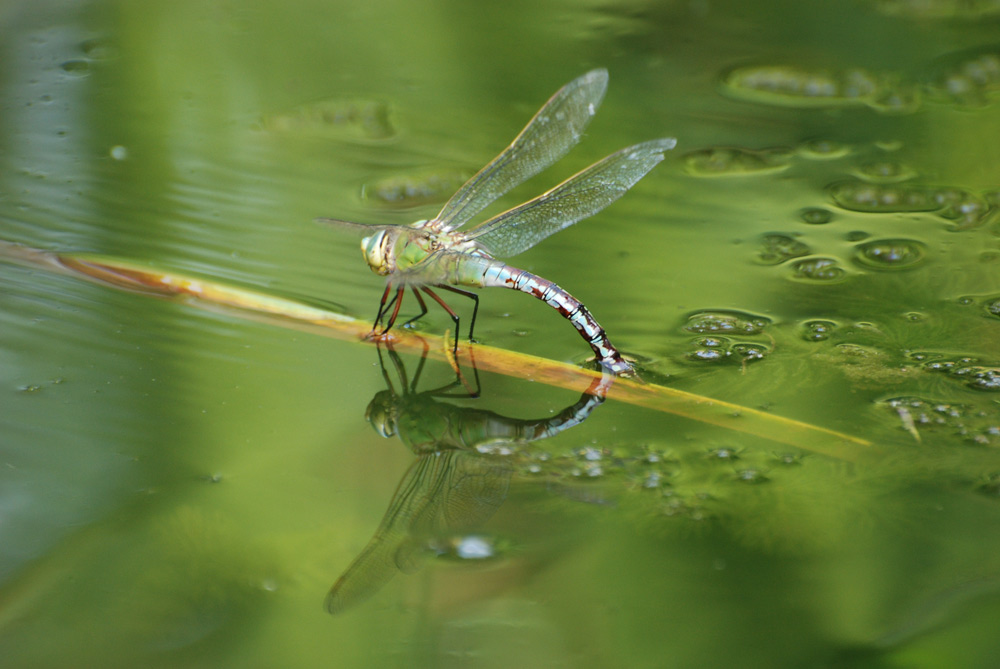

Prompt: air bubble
xmin=757 ymin=233 xmax=811 ymax=264
xmin=684 ymin=310 xmax=771 ymax=335
xmin=799 ymin=208 xmax=833 ymax=225
xmin=801 ymin=319 xmax=838 ymax=341
xmin=853 ymin=239 xmax=927 ymax=270
xmin=791 ymin=257 xmax=847 ymax=282
xmin=683 ymin=147 xmax=791 ymax=176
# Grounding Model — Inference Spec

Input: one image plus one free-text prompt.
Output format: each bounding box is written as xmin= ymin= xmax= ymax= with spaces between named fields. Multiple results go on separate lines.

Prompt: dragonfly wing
xmin=467 ymin=138 xmax=676 ymax=257
xmin=432 ymin=69 xmax=609 ymax=233
xmin=314 ymin=217 xmax=404 ymax=235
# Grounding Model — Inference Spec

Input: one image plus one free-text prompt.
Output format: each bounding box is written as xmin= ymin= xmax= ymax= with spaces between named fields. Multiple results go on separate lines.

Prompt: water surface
xmin=3 ymin=0 xmax=1000 ymax=666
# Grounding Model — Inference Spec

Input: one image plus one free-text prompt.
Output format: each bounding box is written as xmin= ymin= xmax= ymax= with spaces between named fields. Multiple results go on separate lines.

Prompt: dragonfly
xmin=318 ymin=69 xmax=675 ymax=375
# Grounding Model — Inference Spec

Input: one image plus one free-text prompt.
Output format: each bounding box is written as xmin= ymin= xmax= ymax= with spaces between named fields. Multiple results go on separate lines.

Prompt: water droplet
xmin=853 ymin=238 xmax=927 ymax=270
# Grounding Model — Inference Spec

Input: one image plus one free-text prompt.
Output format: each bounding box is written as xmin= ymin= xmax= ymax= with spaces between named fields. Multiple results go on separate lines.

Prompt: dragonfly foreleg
xmin=373 ymin=285 xmax=406 ymax=336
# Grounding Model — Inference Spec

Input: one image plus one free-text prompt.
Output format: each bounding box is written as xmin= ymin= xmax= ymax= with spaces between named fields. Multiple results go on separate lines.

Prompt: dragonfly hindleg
xmin=401 ymin=288 xmax=429 ymax=329
xmin=437 ymin=285 xmax=479 ymax=341
xmin=420 ymin=286 xmax=462 ymax=353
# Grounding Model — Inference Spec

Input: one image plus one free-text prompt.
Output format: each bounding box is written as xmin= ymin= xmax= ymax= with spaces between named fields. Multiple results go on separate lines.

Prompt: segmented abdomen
xmin=479 ymin=262 xmax=632 ymax=374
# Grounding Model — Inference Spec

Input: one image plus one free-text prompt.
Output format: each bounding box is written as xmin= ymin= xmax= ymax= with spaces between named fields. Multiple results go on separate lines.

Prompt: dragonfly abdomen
xmin=480 ymin=263 xmax=633 ymax=374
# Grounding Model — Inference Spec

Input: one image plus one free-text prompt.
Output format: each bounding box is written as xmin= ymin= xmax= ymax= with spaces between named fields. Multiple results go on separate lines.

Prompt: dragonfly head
xmin=365 ymin=390 xmax=397 ymax=438
xmin=361 ymin=229 xmax=395 ymax=276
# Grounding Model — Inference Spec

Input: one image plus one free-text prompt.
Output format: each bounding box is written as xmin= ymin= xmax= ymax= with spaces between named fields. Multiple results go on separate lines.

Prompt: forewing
xmin=467 ymin=138 xmax=676 ymax=258
xmin=433 ymin=69 xmax=609 ymax=233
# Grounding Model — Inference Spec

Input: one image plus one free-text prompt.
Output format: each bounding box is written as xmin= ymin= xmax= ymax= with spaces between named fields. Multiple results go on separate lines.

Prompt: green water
xmin=3 ymin=0 xmax=1000 ymax=666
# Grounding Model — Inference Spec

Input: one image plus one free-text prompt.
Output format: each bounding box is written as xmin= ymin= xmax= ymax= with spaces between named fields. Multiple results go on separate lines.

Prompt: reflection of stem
xmin=0 ymin=242 xmax=874 ymax=458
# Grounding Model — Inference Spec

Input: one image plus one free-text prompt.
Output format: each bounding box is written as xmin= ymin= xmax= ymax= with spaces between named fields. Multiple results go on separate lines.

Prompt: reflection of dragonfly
xmin=325 ymin=347 xmax=612 ymax=614
xmin=319 ymin=70 xmax=675 ymax=375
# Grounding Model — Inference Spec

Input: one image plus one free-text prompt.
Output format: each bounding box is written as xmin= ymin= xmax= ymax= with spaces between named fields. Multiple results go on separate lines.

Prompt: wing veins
xmin=467 ymin=138 xmax=676 ymax=258
xmin=432 ymin=69 xmax=609 ymax=232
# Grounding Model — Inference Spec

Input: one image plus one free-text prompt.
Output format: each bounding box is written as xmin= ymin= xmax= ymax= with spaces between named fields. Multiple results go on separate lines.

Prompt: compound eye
xmin=361 ymin=230 xmax=392 ymax=275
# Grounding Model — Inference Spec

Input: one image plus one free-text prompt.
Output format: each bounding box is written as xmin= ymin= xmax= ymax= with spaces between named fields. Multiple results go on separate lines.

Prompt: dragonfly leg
xmin=437 ymin=285 xmax=479 ymax=342
xmin=372 ymin=284 xmax=394 ymax=334
xmin=373 ymin=285 xmax=405 ymax=336
xmin=420 ymin=287 xmax=461 ymax=354
xmin=383 ymin=286 xmax=406 ymax=332
xmin=400 ymin=288 xmax=429 ymax=329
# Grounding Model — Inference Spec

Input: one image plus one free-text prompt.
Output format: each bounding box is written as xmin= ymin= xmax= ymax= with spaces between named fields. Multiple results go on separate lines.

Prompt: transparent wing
xmin=314 ymin=217 xmax=403 ymax=235
xmin=432 ymin=69 xmax=609 ymax=233
xmin=467 ymin=138 xmax=676 ymax=258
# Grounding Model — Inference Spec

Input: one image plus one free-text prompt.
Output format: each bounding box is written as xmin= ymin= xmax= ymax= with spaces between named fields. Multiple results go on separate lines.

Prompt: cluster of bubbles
xmin=721 ymin=44 xmax=1000 ymax=113
xmin=917 ymin=354 xmax=1000 ymax=392
xmin=756 ymin=232 xmax=928 ymax=282
xmin=518 ymin=441 xmax=803 ymax=521
xmin=721 ymin=65 xmax=919 ymax=114
xmin=360 ymin=169 xmax=470 ymax=208
xmin=681 ymin=311 xmax=772 ymax=365
xmin=830 ymin=181 xmax=997 ymax=230
xmin=683 ymin=147 xmax=792 ymax=177
xmin=260 ymin=99 xmax=395 ymax=140
xmin=881 ymin=396 xmax=1000 ymax=445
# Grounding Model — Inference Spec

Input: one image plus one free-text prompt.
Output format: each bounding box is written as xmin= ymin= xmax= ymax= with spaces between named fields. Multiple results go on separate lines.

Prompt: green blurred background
xmin=3 ymin=0 xmax=1000 ymax=666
